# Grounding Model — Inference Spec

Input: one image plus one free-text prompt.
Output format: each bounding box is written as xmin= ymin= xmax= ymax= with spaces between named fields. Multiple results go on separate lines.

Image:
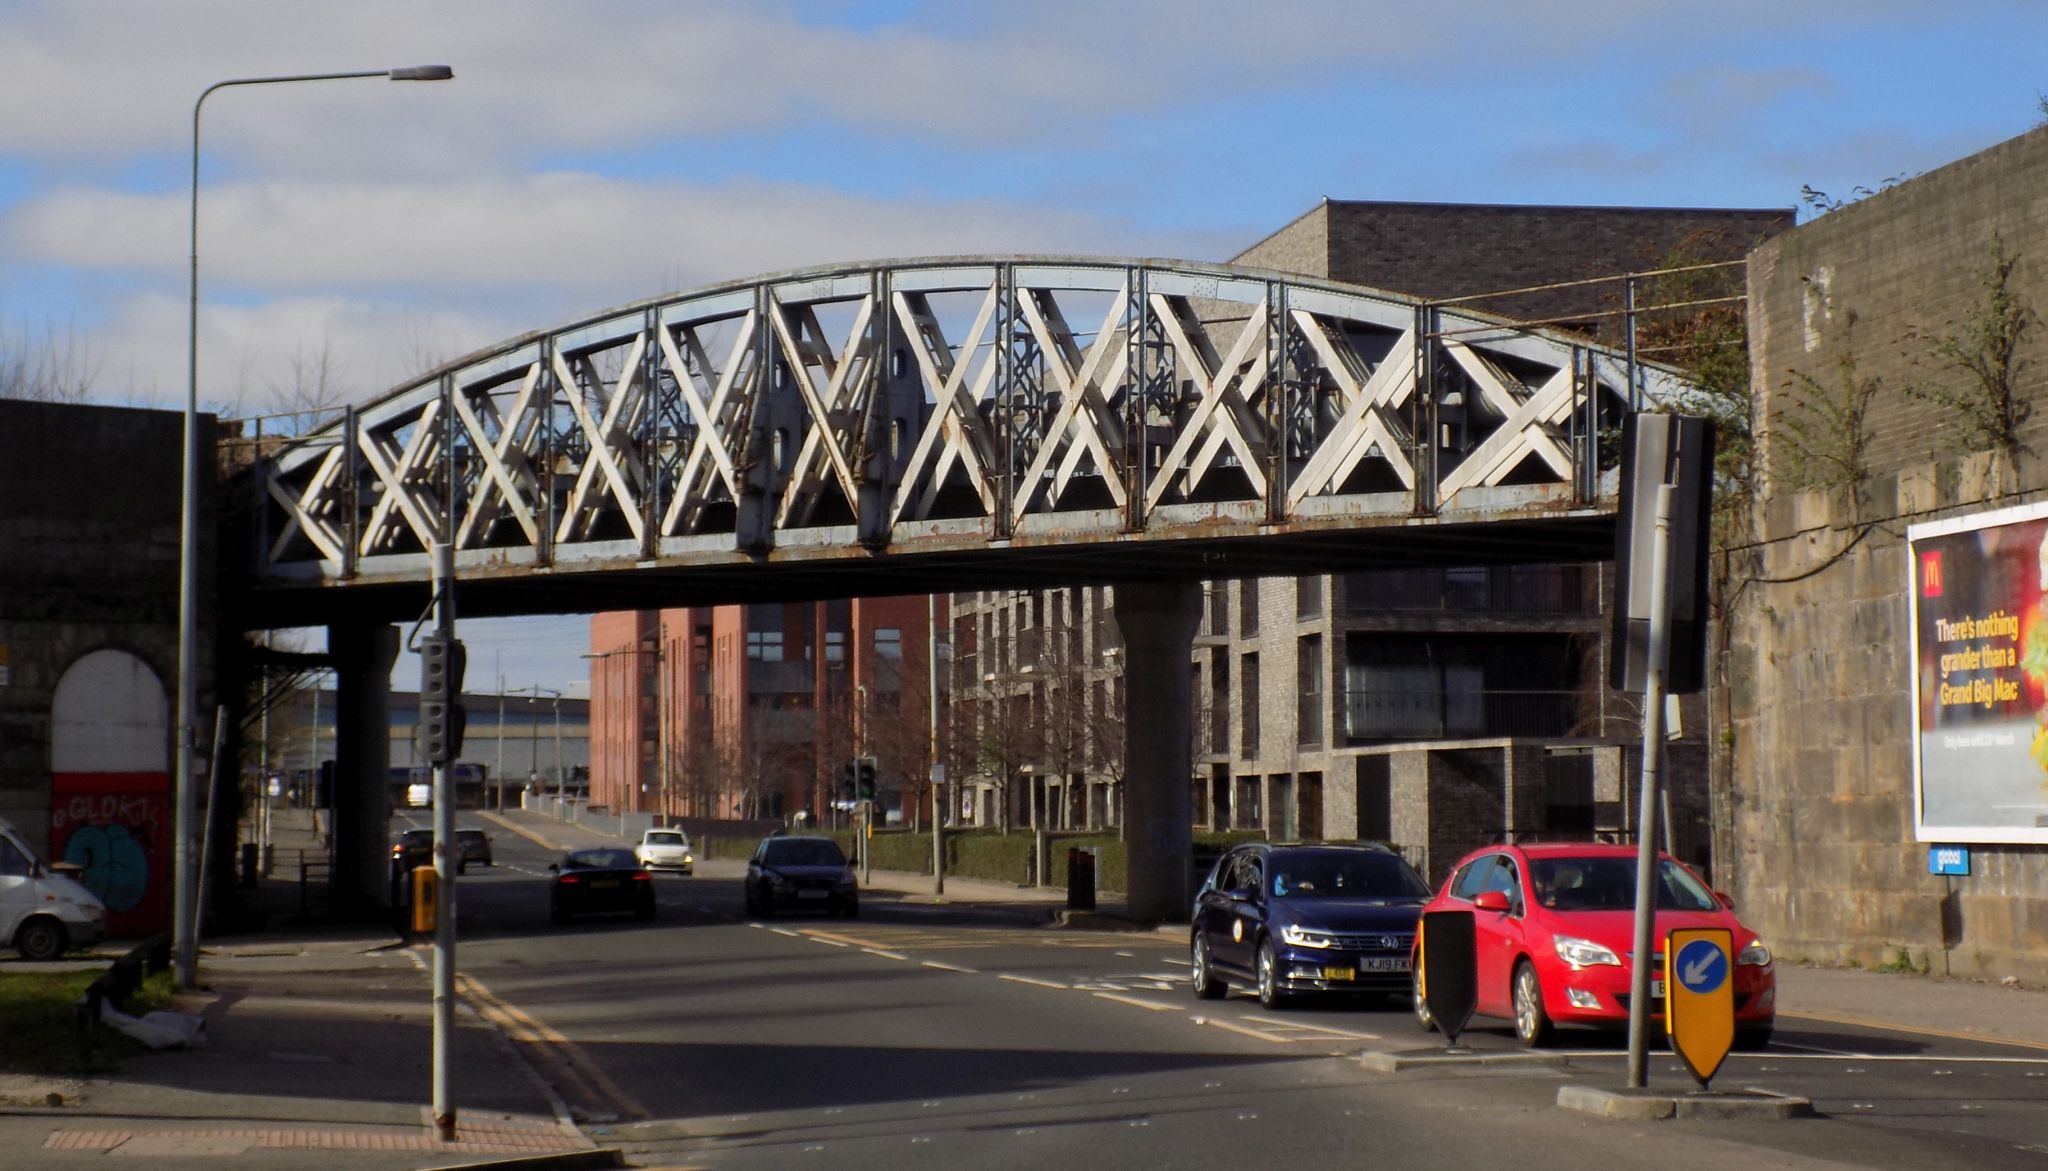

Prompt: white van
xmin=0 ymin=817 xmax=107 ymax=960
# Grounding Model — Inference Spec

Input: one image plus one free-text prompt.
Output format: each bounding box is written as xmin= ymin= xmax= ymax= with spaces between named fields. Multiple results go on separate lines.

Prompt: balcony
xmin=1342 ymin=565 xmax=1595 ymax=616
xmin=1342 ymin=688 xmax=1578 ymax=742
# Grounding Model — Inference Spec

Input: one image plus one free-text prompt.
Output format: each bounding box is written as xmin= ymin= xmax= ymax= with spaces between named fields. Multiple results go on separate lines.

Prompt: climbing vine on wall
xmin=1904 ymin=234 xmax=2035 ymax=469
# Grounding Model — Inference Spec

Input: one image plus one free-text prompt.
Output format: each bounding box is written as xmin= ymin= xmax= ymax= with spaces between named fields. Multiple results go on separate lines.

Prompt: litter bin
xmin=1066 ymin=847 xmax=1096 ymax=912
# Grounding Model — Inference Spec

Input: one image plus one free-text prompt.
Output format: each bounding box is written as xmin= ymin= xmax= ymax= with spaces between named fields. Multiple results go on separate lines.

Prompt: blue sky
xmin=3 ymin=0 xmax=2043 ymax=690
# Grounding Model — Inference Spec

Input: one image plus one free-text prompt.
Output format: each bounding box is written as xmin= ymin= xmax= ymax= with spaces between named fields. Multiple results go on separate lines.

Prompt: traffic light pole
xmin=429 ymin=543 xmax=458 ymax=1141
xmin=1625 ymin=486 xmax=1674 ymax=1090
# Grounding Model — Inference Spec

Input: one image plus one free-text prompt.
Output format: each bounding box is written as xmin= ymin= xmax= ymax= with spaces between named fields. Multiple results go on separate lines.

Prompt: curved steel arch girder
xmin=249 ymin=254 xmax=1688 ymax=601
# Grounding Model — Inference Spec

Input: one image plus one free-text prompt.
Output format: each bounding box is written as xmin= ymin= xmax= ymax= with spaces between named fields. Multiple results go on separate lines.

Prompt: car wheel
xmin=635 ymin=899 xmax=656 ymax=921
xmin=1256 ymin=939 xmax=1289 ymax=1009
xmin=1512 ymin=960 xmax=1555 ymax=1048
xmin=1734 ymin=1025 xmax=1774 ymax=1051
xmin=1412 ymin=968 xmax=1438 ymax=1032
xmin=15 ymin=917 xmax=66 ymax=962
xmin=550 ymin=904 xmax=571 ymax=926
xmin=1191 ymin=934 xmax=1227 ymax=1000
xmin=841 ymin=899 xmax=859 ymax=920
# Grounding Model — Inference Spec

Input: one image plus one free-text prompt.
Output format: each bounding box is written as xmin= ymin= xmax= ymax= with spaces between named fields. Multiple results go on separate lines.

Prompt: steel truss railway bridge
xmin=232 ymin=254 xmax=1687 ymax=918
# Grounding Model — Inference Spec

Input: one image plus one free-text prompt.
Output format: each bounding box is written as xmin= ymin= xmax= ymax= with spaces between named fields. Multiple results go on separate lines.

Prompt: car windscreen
xmin=1528 ymin=857 xmax=1718 ymax=912
xmin=456 ymin=830 xmax=485 ymax=841
xmin=564 ymin=848 xmax=637 ymax=871
xmin=763 ymin=839 xmax=846 ymax=867
xmin=1269 ymin=851 xmax=1431 ymax=899
xmin=645 ymin=832 xmax=685 ymax=846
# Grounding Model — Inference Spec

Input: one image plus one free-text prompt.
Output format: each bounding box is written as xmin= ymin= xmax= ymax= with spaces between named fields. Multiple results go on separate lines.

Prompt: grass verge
xmin=0 ymin=968 xmax=179 ymax=1077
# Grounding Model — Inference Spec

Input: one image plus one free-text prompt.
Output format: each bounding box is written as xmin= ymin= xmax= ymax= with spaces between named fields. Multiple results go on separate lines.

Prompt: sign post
xmin=1418 ymin=909 xmax=1477 ymax=1048
xmin=1665 ymin=927 xmax=1735 ymax=1088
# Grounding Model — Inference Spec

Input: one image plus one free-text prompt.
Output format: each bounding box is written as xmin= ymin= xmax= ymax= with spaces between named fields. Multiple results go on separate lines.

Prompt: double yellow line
xmin=458 ymin=972 xmax=649 ymax=1121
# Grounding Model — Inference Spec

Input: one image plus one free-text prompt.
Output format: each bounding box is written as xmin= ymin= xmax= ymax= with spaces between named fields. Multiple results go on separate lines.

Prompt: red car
xmin=1415 ymin=842 xmax=1774 ymax=1049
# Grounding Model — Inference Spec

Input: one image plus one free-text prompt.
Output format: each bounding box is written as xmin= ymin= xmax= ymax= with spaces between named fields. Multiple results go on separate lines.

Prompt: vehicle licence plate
xmin=591 ymin=879 xmax=619 ymax=890
xmin=1361 ymin=956 xmax=1411 ymax=973
xmin=797 ymin=889 xmax=829 ymax=899
xmin=1320 ymin=966 xmax=1356 ymax=981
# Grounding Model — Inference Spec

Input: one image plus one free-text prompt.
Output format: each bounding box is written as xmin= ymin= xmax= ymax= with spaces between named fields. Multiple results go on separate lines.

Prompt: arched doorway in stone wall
xmin=51 ymin=648 xmax=170 ymax=938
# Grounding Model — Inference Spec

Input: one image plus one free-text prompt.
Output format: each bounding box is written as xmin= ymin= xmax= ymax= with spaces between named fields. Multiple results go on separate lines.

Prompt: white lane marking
xmin=771 ymin=928 xmax=801 ymax=938
xmin=1768 ymin=1039 xmax=1864 ymax=1056
xmin=1094 ymin=992 xmax=1178 ymax=1012
xmin=1162 ymin=958 xmax=1191 ymax=967
xmin=922 ymin=961 xmax=978 ymax=974
xmin=1726 ymin=1052 xmax=2048 ymax=1066
xmin=998 ymin=974 xmax=1070 ymax=991
xmin=862 ymin=948 xmax=910 ymax=961
xmin=814 ymin=938 xmax=851 ymax=948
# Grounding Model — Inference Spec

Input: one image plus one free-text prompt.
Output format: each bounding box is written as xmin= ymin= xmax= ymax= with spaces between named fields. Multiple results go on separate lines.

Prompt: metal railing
xmin=1341 ymin=688 xmax=1579 ymax=741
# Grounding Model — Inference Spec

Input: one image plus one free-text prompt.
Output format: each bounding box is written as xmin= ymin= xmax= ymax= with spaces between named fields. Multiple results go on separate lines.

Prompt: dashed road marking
xmin=998 ymin=974 xmax=1070 ymax=991
xmin=922 ymin=961 xmax=978 ymax=974
xmin=1093 ymin=992 xmax=1177 ymax=1012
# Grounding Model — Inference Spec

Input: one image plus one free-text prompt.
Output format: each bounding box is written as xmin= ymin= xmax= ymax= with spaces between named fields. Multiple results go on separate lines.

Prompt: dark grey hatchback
xmin=1191 ymin=843 xmax=1430 ymax=1008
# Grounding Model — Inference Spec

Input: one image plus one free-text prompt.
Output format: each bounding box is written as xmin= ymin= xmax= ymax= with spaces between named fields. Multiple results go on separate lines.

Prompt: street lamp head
xmin=388 ymin=65 xmax=455 ymax=81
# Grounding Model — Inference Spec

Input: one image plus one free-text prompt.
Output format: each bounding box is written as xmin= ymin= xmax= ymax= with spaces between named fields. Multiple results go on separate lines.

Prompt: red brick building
xmin=588 ymin=596 xmax=945 ymax=824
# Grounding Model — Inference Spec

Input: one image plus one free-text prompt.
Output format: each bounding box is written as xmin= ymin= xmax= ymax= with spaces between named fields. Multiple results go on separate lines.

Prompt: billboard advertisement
xmin=1910 ymin=500 xmax=2048 ymax=843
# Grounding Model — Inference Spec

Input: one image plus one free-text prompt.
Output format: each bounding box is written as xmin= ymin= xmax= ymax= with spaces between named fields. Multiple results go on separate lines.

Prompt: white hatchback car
xmin=635 ymin=828 xmax=695 ymax=874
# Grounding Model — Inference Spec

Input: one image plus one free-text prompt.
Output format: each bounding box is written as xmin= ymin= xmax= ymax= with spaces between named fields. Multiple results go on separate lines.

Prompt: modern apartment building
xmin=954 ymin=200 xmax=1792 ymax=882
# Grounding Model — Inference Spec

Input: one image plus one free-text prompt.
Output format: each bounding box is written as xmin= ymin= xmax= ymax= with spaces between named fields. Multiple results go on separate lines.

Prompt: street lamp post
xmin=176 ymin=65 xmax=452 ymax=991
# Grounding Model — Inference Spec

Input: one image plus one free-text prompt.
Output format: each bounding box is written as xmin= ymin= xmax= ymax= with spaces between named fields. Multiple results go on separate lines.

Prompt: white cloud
xmin=11 ymin=170 xmax=1201 ymax=412
xmin=0 ymin=0 xmax=1965 ymax=172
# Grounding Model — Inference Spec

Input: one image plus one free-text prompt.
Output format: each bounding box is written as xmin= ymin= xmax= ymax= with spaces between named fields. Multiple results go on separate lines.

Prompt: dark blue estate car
xmin=1191 ymin=842 xmax=1430 ymax=1007
xmin=744 ymin=835 xmax=859 ymax=918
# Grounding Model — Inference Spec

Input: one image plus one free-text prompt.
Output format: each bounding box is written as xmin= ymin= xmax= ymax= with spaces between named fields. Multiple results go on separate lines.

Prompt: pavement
xmin=3 ymin=805 xmax=2046 ymax=1167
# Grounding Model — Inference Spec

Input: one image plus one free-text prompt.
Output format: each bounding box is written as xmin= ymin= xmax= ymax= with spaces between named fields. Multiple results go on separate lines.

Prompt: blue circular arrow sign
xmin=1674 ymin=937 xmax=1729 ymax=994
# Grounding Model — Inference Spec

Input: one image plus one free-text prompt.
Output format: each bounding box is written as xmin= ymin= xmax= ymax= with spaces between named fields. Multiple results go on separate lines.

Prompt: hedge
xmin=695 ymin=827 xmax=1271 ymax=894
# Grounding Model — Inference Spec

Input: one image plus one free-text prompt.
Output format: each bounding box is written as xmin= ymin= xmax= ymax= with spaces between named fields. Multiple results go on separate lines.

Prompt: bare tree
xmin=266 ymin=337 xmax=352 ymax=435
xmin=0 ymin=315 xmax=100 ymax=402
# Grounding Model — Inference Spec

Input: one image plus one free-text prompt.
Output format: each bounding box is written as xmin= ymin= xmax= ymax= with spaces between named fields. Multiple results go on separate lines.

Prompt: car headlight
xmin=768 ymin=874 xmax=791 ymax=890
xmin=683 ymin=854 xmax=694 ymax=865
xmin=1738 ymin=939 xmax=1773 ymax=967
xmin=838 ymin=867 xmax=857 ymax=886
xmin=1553 ymin=935 xmax=1622 ymax=968
xmin=1279 ymin=924 xmax=1335 ymax=949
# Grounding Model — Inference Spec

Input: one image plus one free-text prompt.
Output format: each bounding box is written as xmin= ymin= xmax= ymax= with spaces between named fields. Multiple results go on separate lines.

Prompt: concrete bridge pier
xmin=329 ymin=623 xmax=397 ymax=914
xmin=1115 ymin=580 xmax=1201 ymax=924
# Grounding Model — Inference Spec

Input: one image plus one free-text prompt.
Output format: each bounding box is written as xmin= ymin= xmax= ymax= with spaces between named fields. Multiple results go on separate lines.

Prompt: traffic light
xmin=419 ymin=633 xmax=468 ymax=765
xmin=854 ymin=755 xmax=877 ymax=802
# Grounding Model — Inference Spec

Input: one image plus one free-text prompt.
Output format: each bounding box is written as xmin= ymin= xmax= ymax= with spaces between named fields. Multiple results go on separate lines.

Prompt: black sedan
xmin=548 ymin=848 xmax=656 ymax=924
xmin=1191 ymin=842 xmax=1429 ymax=1007
xmin=390 ymin=828 xmax=465 ymax=878
xmin=744 ymin=836 xmax=858 ymax=918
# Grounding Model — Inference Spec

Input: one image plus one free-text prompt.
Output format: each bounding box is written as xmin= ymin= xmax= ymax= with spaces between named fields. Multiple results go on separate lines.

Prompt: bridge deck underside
xmin=239 ymin=513 xmax=1616 ymax=628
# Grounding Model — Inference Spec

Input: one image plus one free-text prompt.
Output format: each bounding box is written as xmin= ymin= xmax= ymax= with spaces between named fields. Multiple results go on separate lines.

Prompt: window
xmin=1234 ymin=775 xmax=1263 ymax=830
xmin=1238 ymin=581 xmax=1259 ymax=636
xmin=1297 ymin=576 xmax=1323 ymax=619
xmin=1240 ymin=653 xmax=1260 ymax=754
xmin=874 ymin=628 xmax=903 ymax=659
xmin=1355 ymin=757 xmax=1391 ymax=843
xmin=0 ymin=837 xmax=29 ymax=877
xmin=746 ymin=631 xmax=783 ymax=662
xmin=825 ymin=631 xmax=846 ymax=666
xmin=1297 ymin=635 xmax=1323 ymax=748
